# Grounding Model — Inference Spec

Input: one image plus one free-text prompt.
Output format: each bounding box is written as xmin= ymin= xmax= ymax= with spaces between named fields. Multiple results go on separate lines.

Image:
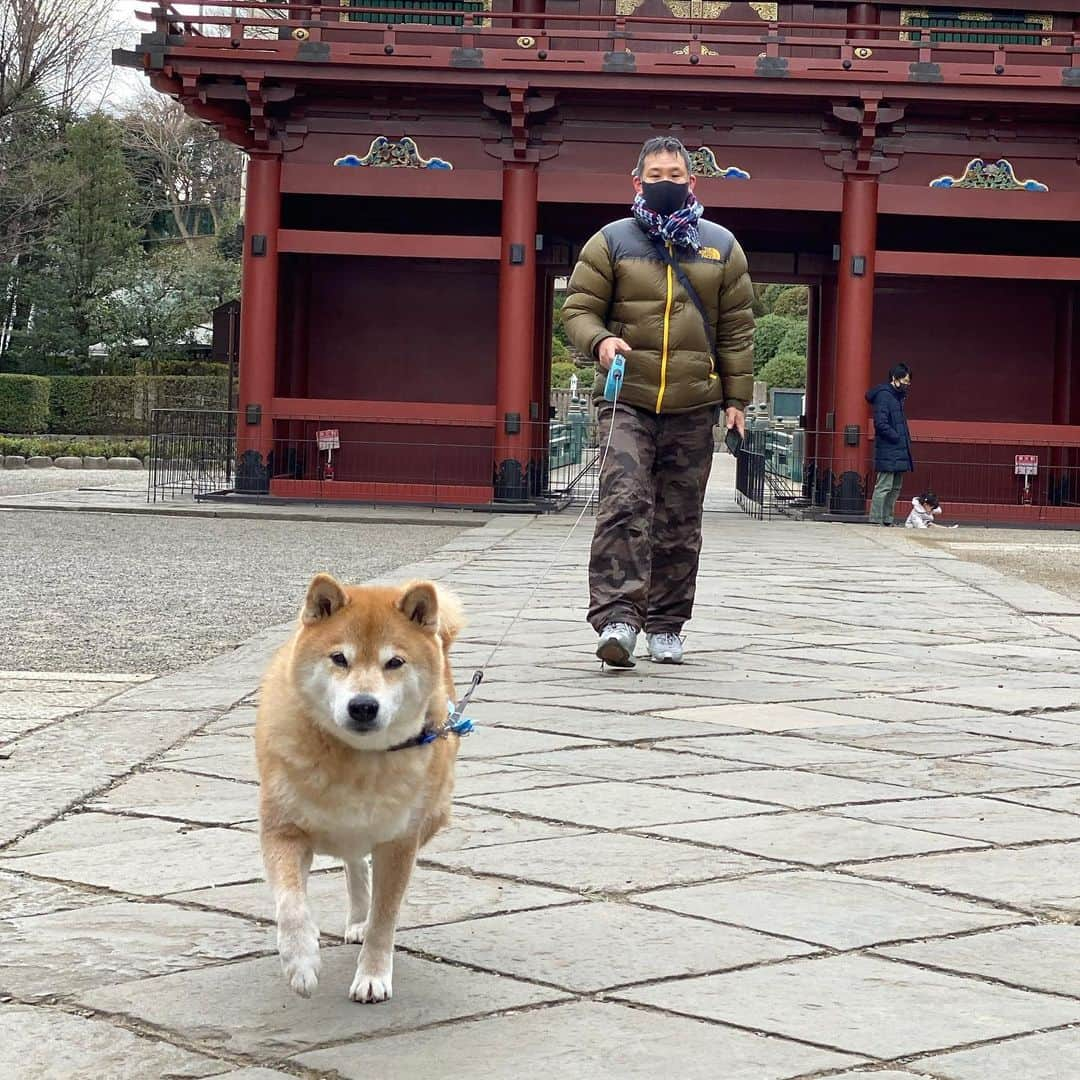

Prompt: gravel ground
xmin=0 ymin=510 xmax=465 ymax=674
xmin=0 ymin=469 xmax=147 ymax=498
xmin=910 ymin=527 xmax=1080 ymax=604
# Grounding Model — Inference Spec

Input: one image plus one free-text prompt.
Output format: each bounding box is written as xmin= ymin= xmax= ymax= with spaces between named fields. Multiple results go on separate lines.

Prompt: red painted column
xmin=237 ymin=153 xmax=281 ymax=492
xmin=847 ymin=3 xmax=878 ymax=39
xmin=832 ymin=174 xmax=878 ymax=514
xmin=1051 ymin=288 xmax=1075 ymax=497
xmin=814 ymin=277 xmax=838 ymax=507
xmin=494 ymin=163 xmax=539 ymax=501
xmin=513 ymin=0 xmax=544 ymax=31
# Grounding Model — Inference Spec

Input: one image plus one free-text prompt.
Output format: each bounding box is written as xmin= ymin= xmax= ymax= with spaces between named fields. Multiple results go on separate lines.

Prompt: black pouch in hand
xmin=724 ymin=427 xmax=743 ymax=457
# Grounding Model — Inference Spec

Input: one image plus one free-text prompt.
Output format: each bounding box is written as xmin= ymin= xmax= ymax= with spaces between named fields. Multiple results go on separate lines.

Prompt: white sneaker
xmin=648 ymin=632 xmax=684 ymax=664
xmin=596 ymin=623 xmax=638 ymax=668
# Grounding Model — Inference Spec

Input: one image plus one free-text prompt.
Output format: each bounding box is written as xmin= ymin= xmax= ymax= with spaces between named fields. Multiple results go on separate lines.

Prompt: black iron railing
xmin=148 ymin=409 xmax=237 ymax=501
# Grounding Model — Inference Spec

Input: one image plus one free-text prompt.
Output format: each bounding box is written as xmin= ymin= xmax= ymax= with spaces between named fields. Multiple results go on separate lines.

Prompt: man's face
xmin=894 ymin=373 xmax=912 ymax=390
xmin=633 ymin=151 xmax=696 ymax=196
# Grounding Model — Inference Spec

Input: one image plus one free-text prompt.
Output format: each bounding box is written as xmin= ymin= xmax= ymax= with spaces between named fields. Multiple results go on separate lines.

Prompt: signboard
xmin=1014 ymin=454 xmax=1038 ymax=476
xmin=316 ymin=429 xmax=340 ymax=451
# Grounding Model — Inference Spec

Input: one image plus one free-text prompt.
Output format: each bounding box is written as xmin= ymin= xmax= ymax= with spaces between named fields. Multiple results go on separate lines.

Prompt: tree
xmin=100 ymin=247 xmax=240 ymax=372
xmin=10 ymin=113 xmax=142 ymax=370
xmin=122 ymin=93 xmax=244 ymax=248
xmin=779 ymin=320 xmax=808 ymax=359
xmin=0 ymin=0 xmax=119 ymax=121
xmin=551 ymin=361 xmax=576 ymax=389
xmin=772 ymin=286 xmax=809 ymax=319
xmin=752 ymin=313 xmax=795 ymax=373
xmin=760 ymin=351 xmax=807 ymax=389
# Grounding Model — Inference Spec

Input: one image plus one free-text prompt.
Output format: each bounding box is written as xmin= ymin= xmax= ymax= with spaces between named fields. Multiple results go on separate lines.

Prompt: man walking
xmin=562 ymin=135 xmax=755 ymax=667
xmin=866 ymin=364 xmax=914 ymax=526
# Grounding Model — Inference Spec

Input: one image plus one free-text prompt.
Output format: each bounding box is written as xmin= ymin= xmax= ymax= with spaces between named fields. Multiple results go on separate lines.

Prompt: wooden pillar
xmin=832 ymin=174 xmax=878 ymax=514
xmin=513 ymin=0 xmax=544 ymax=31
xmin=237 ymin=153 xmax=281 ymax=493
xmin=1051 ymin=287 xmax=1075 ymax=498
xmin=494 ymin=163 xmax=539 ymax=501
xmin=814 ymin=277 xmax=838 ymax=506
xmin=847 ymin=3 xmax=878 ymax=39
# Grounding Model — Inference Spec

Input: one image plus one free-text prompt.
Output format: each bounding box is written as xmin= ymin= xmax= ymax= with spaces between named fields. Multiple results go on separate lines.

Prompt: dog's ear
xmin=302 ymin=573 xmax=347 ymax=624
xmin=398 ymin=581 xmax=439 ymax=633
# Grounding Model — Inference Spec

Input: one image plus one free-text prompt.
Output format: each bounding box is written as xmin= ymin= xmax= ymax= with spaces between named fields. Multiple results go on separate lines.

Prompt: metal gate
xmin=148 ymin=409 xmax=236 ymax=501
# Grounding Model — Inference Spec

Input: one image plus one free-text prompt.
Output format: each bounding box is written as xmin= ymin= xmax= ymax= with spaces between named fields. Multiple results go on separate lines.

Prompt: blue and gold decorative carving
xmin=929 ymin=158 xmax=1047 ymax=192
xmin=689 ymin=146 xmax=750 ymax=179
xmin=334 ymin=136 xmax=453 ymax=170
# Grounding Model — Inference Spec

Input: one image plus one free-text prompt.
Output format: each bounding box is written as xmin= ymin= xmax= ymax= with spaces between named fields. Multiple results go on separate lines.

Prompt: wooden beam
xmin=879 ymin=187 xmax=1080 ymax=223
xmin=276 ymin=230 xmax=501 ymax=259
xmin=877 ymin=252 xmax=1080 ymax=282
xmin=908 ymin=420 xmax=1080 ymax=446
xmin=281 ymin=164 xmax=501 ymax=200
xmin=271 ymin=397 xmax=497 ymax=425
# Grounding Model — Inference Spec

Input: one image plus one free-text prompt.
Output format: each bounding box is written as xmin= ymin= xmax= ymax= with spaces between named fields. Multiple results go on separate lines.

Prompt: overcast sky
xmin=94 ymin=0 xmax=147 ymax=111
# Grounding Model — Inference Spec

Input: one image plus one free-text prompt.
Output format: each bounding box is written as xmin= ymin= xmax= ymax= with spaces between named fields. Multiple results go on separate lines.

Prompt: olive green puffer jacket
xmin=562 ymin=217 xmax=755 ymax=413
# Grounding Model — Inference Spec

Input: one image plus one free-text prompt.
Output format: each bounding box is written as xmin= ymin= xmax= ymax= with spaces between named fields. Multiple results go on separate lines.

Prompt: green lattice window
xmin=347 ymin=0 xmax=485 ymax=25
xmin=900 ymin=9 xmax=1052 ymax=46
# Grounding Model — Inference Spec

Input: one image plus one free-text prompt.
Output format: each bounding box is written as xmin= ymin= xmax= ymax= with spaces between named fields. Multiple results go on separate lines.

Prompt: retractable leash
xmin=395 ymin=356 xmax=629 ymax=751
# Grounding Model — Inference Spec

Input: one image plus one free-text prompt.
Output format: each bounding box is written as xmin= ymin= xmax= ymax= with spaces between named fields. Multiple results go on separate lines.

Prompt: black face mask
xmin=641 ymin=180 xmax=690 ymax=216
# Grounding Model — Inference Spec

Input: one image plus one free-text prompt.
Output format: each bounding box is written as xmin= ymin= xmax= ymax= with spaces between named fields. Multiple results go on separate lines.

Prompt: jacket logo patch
xmin=698 ymin=246 xmax=723 ymax=261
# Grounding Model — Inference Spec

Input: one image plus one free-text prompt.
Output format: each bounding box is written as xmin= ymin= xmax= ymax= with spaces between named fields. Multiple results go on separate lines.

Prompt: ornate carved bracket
xmin=482 ymin=83 xmax=559 ymax=163
xmin=824 ymin=96 xmax=905 ymax=176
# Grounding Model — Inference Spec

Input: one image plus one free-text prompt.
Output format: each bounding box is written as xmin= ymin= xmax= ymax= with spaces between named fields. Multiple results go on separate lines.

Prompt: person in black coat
xmin=865 ymin=364 xmax=913 ymax=526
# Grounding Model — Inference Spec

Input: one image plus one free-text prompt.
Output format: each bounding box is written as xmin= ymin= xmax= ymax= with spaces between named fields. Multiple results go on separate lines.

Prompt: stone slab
xmin=815 ymin=755 xmax=1076 ymax=795
xmin=653 ymin=768 xmax=938 ymax=809
xmin=462 ymin=779 xmax=778 ymax=829
xmin=615 ymin=953 xmax=1080 ymax=1059
xmin=158 ymin=733 xmax=259 ymax=783
xmin=655 ymin=734 xmax=907 ymax=770
xmin=424 ymin=806 xmax=587 ymax=852
xmin=0 ymin=1004 xmax=226 ymax=1078
xmin=0 ymin=811 xmax=186 ymax=857
xmin=0 ymin=900 xmax=272 ymax=998
xmin=649 ymin=810 xmax=982 ymax=866
xmin=924 ymin=714 xmax=1080 ymax=747
xmin=399 ymin=899 xmax=815 ymax=992
xmin=457 ymin=725 xmax=603 ymax=758
xmin=297 ymin=1000 xmax=861 ymax=1079
xmin=423 ymin=831 xmax=781 ymax=894
xmin=836 ymin=794 xmax=1080 ymax=844
xmin=650 ymin=703 xmax=857 ymax=731
xmin=2 ymin=825 xmax=264 ymax=896
xmin=916 ymin=1027 xmax=1080 ymax=1080
xmin=962 ymin=746 xmax=1080 ymax=780
xmin=88 ymin=770 xmax=259 ymax=825
xmin=0 ymin=868 xmax=105 ymax=919
xmin=78 ymin=948 xmax=566 ymax=1057
xmin=639 ymin=870 xmax=1021 ymax=949
xmin=850 ymin=842 xmax=1080 ymax=918
xmin=178 ymin=864 xmax=574 ymax=936
xmin=488 ymin=745 xmax=750 ymax=781
xmin=909 ymin=685 xmax=1080 ymax=715
xmin=993 ymin=784 xmax=1080 ymax=815
xmin=882 ymin=924 xmax=1080 ymax=998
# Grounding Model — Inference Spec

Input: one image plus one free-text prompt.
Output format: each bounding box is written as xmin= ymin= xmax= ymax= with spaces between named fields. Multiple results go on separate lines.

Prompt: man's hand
xmin=597 ymin=336 xmax=631 ymax=371
xmin=724 ymin=406 xmax=746 ymax=438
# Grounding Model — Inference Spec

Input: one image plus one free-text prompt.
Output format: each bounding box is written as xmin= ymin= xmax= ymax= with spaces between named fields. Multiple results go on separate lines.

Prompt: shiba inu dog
xmin=255 ymin=573 xmax=463 ymax=1003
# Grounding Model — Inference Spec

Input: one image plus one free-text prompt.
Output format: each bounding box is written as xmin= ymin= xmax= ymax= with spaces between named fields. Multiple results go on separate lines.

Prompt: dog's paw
xmin=279 ymin=919 xmax=321 ymax=998
xmin=344 ymin=921 xmax=366 ymax=944
xmin=349 ymin=964 xmax=393 ymax=1003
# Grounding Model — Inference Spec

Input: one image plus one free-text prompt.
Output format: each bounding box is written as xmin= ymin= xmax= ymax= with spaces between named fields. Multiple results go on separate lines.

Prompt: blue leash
xmin=388 ymin=669 xmax=482 ymax=751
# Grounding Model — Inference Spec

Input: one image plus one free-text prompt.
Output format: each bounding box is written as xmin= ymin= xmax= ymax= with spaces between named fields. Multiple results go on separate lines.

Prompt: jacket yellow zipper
xmin=655 ymin=246 xmax=674 ymax=412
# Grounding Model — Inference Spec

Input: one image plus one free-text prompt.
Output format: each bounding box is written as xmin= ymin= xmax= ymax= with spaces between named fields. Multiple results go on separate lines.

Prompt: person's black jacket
xmin=865 ymin=382 xmax=913 ymax=473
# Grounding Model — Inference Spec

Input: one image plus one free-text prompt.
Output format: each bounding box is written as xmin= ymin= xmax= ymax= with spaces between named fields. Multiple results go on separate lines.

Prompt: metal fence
xmin=147 ymin=407 xmax=606 ymax=508
xmin=735 ymin=423 xmax=1080 ymax=526
xmin=148 ymin=409 xmax=236 ymax=501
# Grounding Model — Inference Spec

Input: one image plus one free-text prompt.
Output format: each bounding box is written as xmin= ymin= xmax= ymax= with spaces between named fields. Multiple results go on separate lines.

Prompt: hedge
xmin=0 ymin=374 xmax=51 ymax=434
xmin=47 ymin=376 xmax=228 ymax=435
xmin=0 ymin=435 xmax=151 ymax=460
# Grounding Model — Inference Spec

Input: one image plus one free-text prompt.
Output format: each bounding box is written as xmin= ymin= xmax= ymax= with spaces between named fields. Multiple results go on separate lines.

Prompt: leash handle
xmin=450 ymin=668 xmax=484 ymax=723
xmin=603 ymin=354 xmax=626 ymax=402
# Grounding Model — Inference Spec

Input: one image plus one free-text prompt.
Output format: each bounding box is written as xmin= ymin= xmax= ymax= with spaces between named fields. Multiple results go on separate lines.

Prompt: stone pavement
xmin=4 ymin=505 xmax=1080 ymax=1079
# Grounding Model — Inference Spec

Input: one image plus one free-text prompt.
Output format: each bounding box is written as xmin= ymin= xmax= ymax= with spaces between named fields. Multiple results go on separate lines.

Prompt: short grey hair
xmin=633 ymin=136 xmax=693 ymax=178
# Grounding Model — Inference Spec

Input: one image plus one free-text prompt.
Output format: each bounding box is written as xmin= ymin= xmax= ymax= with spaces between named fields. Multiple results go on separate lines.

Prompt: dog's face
xmin=290 ymin=575 xmax=447 ymax=751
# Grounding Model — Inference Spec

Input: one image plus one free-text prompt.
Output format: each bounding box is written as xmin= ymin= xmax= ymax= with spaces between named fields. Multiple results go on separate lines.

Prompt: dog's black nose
xmin=347 ymin=695 xmax=380 ymax=729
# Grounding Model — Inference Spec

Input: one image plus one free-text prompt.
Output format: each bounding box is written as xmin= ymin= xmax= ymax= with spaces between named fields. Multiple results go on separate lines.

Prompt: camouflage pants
xmin=588 ymin=402 xmax=717 ymax=635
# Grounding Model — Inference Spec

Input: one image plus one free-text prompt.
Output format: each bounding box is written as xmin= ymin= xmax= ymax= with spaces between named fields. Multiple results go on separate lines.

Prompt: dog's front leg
xmin=343 ymin=855 xmax=371 ymax=943
xmin=262 ymin=824 xmax=320 ymax=998
xmin=349 ymin=836 xmax=418 ymax=1003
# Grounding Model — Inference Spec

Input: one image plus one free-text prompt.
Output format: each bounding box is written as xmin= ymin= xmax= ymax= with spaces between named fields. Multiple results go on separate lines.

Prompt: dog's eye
xmin=330 ymin=652 xmax=348 ymax=668
xmin=385 ymin=656 xmax=406 ymax=670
